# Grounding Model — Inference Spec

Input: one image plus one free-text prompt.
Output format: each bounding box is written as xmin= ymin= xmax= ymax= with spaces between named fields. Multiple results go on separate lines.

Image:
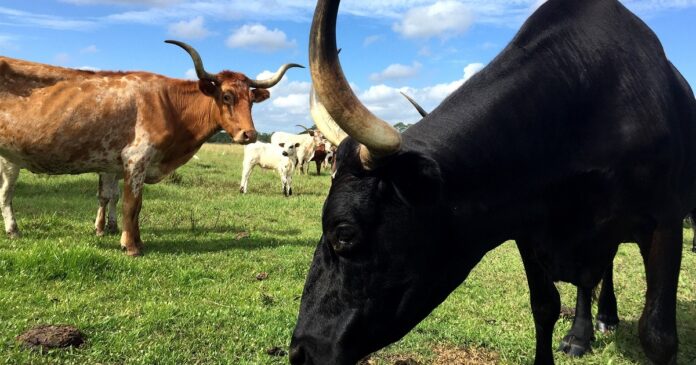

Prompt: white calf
xmin=240 ymin=142 xmax=299 ymax=196
xmin=270 ymin=130 xmax=324 ymax=175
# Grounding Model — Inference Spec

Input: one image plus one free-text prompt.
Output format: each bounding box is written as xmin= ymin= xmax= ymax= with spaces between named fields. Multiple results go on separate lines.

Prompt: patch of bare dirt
xmin=16 ymin=325 xmax=84 ymax=351
xmin=432 ymin=345 xmax=499 ymax=365
xmin=559 ymin=305 xmax=576 ymax=320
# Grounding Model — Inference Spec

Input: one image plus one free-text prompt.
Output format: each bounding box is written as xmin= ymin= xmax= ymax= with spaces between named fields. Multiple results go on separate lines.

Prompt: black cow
xmin=290 ymin=1 xmax=696 ymax=365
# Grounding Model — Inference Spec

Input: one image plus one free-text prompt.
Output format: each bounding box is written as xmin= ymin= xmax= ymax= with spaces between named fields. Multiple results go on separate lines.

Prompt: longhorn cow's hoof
xmin=95 ymin=229 xmax=105 ymax=237
xmin=105 ymin=223 xmax=119 ymax=235
xmin=122 ymin=246 xmax=142 ymax=257
xmin=559 ymin=335 xmax=592 ymax=357
xmin=6 ymin=230 xmax=21 ymax=239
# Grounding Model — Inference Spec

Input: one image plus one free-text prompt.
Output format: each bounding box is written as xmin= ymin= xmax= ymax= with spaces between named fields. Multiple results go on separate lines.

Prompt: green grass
xmin=0 ymin=144 xmax=694 ymax=364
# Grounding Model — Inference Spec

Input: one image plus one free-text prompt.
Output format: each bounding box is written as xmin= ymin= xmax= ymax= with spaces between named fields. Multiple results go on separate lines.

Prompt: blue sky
xmin=1 ymin=0 xmax=695 ymax=133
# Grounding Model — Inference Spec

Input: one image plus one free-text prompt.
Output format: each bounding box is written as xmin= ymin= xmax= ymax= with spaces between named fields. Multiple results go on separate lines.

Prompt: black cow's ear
xmin=198 ymin=79 xmax=218 ymax=97
xmin=251 ymin=89 xmax=270 ymax=103
xmin=380 ymin=152 xmax=442 ymax=205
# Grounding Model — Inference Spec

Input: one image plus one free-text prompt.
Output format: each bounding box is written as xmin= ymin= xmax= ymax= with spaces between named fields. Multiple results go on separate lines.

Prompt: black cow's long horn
xmin=310 ymin=0 xmax=401 ymax=168
xmin=400 ymin=92 xmax=428 ymax=117
xmin=165 ymin=40 xmax=218 ymax=82
xmin=248 ymin=64 xmax=305 ymax=88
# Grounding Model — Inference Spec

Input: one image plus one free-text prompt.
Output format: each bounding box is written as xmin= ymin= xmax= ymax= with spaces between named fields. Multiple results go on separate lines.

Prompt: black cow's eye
xmin=333 ymin=224 xmax=358 ymax=254
xmin=222 ymin=92 xmax=234 ymax=104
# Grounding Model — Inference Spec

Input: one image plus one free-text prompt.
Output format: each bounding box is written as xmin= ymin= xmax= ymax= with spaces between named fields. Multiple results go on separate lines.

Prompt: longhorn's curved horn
xmin=310 ymin=0 xmax=401 ymax=168
xmin=248 ymin=63 xmax=305 ymax=89
xmin=400 ymin=91 xmax=428 ymax=117
xmin=310 ymin=86 xmax=348 ymax=146
xmin=165 ymin=40 xmax=217 ymax=82
xmin=296 ymin=124 xmax=312 ymax=132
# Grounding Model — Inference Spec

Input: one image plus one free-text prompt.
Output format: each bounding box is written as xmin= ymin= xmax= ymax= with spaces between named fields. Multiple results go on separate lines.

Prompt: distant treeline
xmin=207 ymin=131 xmax=272 ymax=144
xmin=208 ymin=122 xmax=412 ymax=144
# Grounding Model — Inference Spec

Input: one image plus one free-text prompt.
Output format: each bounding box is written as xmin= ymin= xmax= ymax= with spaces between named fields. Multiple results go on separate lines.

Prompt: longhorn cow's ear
xmin=198 ymin=79 xmax=218 ymax=97
xmin=295 ymin=143 xmax=300 ymax=147
xmin=251 ymin=89 xmax=270 ymax=103
xmin=379 ymin=152 xmax=442 ymax=205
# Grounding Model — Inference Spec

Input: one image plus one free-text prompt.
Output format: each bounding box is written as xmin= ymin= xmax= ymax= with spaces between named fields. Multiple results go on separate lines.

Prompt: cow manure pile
xmin=16 ymin=325 xmax=84 ymax=351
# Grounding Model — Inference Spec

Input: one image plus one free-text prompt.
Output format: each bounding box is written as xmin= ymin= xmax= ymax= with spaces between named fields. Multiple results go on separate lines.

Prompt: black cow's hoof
xmin=559 ymin=335 xmax=592 ymax=357
xmin=692 ymin=246 xmax=696 ymax=253
xmin=595 ymin=315 xmax=619 ymax=333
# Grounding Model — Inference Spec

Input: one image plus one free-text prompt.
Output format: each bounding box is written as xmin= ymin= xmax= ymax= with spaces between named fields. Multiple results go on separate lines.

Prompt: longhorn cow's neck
xmin=165 ymin=81 xmax=221 ymax=147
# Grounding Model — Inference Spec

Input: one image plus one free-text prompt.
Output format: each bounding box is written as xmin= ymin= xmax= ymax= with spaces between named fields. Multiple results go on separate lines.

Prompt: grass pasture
xmin=0 ymin=143 xmax=694 ymax=364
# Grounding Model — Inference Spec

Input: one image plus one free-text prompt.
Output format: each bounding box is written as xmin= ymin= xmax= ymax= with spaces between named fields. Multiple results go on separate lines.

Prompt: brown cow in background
xmin=0 ymin=40 xmax=303 ymax=256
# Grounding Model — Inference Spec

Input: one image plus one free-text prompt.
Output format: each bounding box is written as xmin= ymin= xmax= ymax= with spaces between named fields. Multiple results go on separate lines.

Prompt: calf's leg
xmin=517 ymin=240 xmax=560 ymax=365
xmin=0 ymin=157 xmax=20 ymax=238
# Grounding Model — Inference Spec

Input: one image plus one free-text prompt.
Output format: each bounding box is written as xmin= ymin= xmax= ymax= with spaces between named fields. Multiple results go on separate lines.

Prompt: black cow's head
xmin=290 ymin=1 xmax=469 ymax=363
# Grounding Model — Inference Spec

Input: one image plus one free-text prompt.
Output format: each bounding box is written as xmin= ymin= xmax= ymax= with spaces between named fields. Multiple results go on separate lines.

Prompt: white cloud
xmin=363 ymin=34 xmax=383 ymax=46
xmin=0 ymin=34 xmax=17 ymax=50
xmin=369 ymin=62 xmax=422 ymax=82
xmin=0 ymin=6 xmax=97 ymax=30
xmin=184 ymin=68 xmax=197 ymax=80
xmin=61 ymin=0 xmax=182 ymax=6
xmin=252 ymin=62 xmax=486 ymax=133
xmin=80 ymin=44 xmax=99 ymax=53
xmin=226 ymin=24 xmax=296 ymax=52
xmin=393 ymin=1 xmax=474 ymax=39
xmin=168 ymin=16 xmax=211 ymax=40
xmin=54 ymin=52 xmax=71 ymax=65
xmin=77 ymin=65 xmax=100 ymax=71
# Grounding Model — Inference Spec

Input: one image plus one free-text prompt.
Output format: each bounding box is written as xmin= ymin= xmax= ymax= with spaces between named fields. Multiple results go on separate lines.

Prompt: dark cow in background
xmin=290 ymin=1 xmax=696 ymax=365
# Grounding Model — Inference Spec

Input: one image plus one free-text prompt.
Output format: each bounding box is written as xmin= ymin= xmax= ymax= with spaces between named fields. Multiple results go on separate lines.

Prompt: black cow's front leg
xmin=638 ymin=221 xmax=681 ymax=365
xmin=595 ymin=264 xmax=619 ymax=333
xmin=517 ymin=240 xmax=560 ymax=365
xmin=691 ymin=210 xmax=696 ymax=253
xmin=559 ymin=286 xmax=594 ymax=356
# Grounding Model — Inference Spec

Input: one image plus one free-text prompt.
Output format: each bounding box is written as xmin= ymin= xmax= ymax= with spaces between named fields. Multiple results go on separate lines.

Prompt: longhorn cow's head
xmin=289 ymin=1 xmax=459 ymax=364
xmin=166 ymin=40 xmax=303 ymax=144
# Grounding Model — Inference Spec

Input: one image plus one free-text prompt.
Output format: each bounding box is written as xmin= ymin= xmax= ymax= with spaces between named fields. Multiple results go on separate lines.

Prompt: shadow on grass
xmin=610 ymin=299 xmax=696 ymax=364
xmin=94 ymin=232 xmax=316 ymax=255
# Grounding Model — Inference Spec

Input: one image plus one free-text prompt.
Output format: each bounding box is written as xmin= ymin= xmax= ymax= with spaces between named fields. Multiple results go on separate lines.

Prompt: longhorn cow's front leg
xmin=0 ymin=156 xmax=20 ymax=238
xmin=119 ymin=147 xmax=153 ymax=256
xmin=95 ymin=173 xmax=120 ymax=236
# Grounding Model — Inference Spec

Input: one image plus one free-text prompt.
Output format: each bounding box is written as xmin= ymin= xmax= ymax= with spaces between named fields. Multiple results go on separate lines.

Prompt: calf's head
xmin=279 ymin=142 xmax=301 ymax=158
xmin=166 ymin=40 xmax=303 ymax=144
xmin=290 ymin=1 xmax=471 ymax=363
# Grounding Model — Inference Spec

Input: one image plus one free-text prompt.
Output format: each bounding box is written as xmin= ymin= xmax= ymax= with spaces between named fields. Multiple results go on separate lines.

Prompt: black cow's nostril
xmin=283 ymin=152 xmax=288 ymax=156
xmin=289 ymin=345 xmax=306 ymax=365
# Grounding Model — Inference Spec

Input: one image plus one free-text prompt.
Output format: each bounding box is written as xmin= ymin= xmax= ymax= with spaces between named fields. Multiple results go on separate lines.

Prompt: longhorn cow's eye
xmin=332 ymin=223 xmax=358 ymax=254
xmin=222 ymin=92 xmax=234 ymax=105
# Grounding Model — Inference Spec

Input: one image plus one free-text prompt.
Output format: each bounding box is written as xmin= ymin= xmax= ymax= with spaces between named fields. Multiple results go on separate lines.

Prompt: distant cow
xmin=240 ymin=142 xmax=299 ymax=196
xmin=271 ymin=127 xmax=324 ymax=175
xmin=290 ymin=1 xmax=696 ymax=365
xmin=0 ymin=40 xmax=302 ymax=256
xmin=307 ymin=141 xmax=335 ymax=175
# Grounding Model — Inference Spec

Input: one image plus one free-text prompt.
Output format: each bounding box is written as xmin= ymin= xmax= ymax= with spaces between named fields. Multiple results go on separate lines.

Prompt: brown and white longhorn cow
xmin=0 ymin=40 xmax=302 ymax=256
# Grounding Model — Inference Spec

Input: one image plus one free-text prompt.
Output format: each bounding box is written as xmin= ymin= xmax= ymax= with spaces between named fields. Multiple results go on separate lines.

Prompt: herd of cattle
xmin=1 ymin=0 xmax=696 ymax=364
